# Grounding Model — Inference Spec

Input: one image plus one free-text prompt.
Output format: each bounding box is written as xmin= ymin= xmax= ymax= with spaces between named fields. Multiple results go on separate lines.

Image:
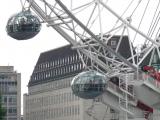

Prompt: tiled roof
xmin=28 ymin=35 xmax=135 ymax=87
xmin=28 ymin=44 xmax=83 ymax=86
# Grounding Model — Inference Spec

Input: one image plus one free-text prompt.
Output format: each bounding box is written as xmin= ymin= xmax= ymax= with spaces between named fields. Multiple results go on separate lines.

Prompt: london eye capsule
xmin=6 ymin=10 xmax=41 ymax=40
xmin=71 ymin=70 xmax=107 ymax=99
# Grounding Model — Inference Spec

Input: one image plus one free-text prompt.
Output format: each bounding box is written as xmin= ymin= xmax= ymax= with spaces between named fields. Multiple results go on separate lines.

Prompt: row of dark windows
xmin=5 ymin=118 xmax=17 ymax=120
xmin=35 ymin=54 xmax=80 ymax=71
xmin=30 ymin=79 xmax=71 ymax=94
xmin=1 ymin=96 xmax=17 ymax=104
xmin=0 ymin=82 xmax=17 ymax=94
xmin=8 ymin=108 xmax=17 ymax=114
xmin=0 ymin=81 xmax=17 ymax=85
xmin=27 ymin=92 xmax=79 ymax=108
xmin=32 ymin=63 xmax=83 ymax=81
xmin=26 ymin=105 xmax=80 ymax=120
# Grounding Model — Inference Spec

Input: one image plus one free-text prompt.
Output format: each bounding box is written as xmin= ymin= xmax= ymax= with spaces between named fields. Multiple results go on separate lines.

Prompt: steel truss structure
xmin=23 ymin=0 xmax=160 ymax=119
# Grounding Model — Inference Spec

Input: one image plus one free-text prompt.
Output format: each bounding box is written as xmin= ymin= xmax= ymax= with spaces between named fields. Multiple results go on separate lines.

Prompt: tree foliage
xmin=0 ymin=95 xmax=6 ymax=120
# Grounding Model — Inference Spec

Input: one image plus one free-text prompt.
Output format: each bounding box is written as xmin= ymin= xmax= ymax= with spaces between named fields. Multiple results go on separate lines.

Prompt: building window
xmin=111 ymin=40 xmax=117 ymax=46
xmin=52 ymin=61 xmax=54 ymax=67
xmin=57 ymin=59 xmax=59 ymax=66
xmin=55 ymin=60 xmax=57 ymax=66
xmin=50 ymin=62 xmax=52 ymax=67
xmin=63 ymin=58 xmax=65 ymax=64
xmin=73 ymin=55 xmax=75 ymax=61
xmin=47 ymin=63 xmax=49 ymax=68
xmin=71 ymin=65 xmax=74 ymax=71
xmin=110 ymin=108 xmax=116 ymax=113
xmin=75 ymin=54 xmax=78 ymax=60
xmin=3 ymin=97 xmax=7 ymax=103
xmin=68 ymin=57 xmax=70 ymax=64
xmin=70 ymin=56 xmax=73 ymax=62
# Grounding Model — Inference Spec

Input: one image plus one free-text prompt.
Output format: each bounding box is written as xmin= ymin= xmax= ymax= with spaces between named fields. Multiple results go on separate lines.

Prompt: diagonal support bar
xmin=26 ymin=0 xmax=112 ymax=72
xmin=55 ymin=0 xmax=138 ymax=71
xmin=99 ymin=1 xmax=160 ymax=47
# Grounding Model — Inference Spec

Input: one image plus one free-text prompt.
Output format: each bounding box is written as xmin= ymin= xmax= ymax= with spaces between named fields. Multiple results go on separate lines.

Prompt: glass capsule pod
xmin=6 ymin=10 xmax=41 ymax=40
xmin=71 ymin=70 xmax=107 ymax=99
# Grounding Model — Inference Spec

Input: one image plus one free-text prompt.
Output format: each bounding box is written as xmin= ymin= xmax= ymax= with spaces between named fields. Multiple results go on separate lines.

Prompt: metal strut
xmin=98 ymin=1 xmax=160 ymax=47
xmin=26 ymin=0 xmax=113 ymax=73
xmin=55 ymin=0 xmax=138 ymax=71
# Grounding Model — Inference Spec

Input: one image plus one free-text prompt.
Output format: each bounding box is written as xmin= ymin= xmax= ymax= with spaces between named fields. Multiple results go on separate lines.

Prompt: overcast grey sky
xmin=0 ymin=0 xmax=68 ymax=97
xmin=1 ymin=0 xmax=156 ymax=96
xmin=2 ymin=0 xmax=160 ymax=115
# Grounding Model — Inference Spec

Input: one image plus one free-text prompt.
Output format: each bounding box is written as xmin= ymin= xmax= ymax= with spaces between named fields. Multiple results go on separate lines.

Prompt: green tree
xmin=0 ymin=95 xmax=6 ymax=120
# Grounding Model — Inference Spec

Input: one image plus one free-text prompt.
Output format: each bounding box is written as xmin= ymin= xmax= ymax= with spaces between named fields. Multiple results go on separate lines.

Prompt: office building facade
xmin=0 ymin=66 xmax=21 ymax=120
xmin=23 ymin=36 xmax=134 ymax=120
xmin=23 ymin=44 xmax=122 ymax=120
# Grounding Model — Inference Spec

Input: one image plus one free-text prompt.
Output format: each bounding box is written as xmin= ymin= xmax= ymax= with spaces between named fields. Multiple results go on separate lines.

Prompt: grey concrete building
xmin=24 ymin=36 xmax=145 ymax=120
xmin=23 ymin=44 xmax=117 ymax=120
xmin=0 ymin=66 xmax=21 ymax=120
